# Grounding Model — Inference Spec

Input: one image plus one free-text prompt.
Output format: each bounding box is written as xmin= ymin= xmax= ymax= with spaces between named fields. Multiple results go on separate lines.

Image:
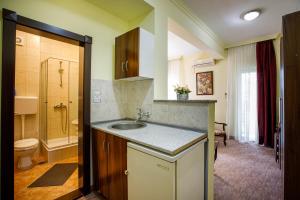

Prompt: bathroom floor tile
xmin=14 ymin=156 xmax=78 ymax=200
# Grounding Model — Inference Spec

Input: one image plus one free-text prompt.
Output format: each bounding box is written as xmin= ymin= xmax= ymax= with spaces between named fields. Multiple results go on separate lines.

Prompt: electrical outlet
xmin=93 ymin=90 xmax=101 ymax=103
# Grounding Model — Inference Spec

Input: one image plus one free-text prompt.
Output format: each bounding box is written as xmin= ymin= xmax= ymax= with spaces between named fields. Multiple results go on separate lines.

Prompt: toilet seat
xmin=14 ymin=138 xmax=39 ymax=151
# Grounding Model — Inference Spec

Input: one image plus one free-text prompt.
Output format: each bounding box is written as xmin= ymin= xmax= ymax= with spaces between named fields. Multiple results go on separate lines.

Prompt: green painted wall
xmin=1 ymin=0 xmax=129 ymax=80
xmin=128 ymin=9 xmax=155 ymax=33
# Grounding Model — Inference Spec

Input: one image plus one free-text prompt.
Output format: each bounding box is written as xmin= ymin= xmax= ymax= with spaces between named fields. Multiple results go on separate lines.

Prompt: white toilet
xmin=14 ymin=138 xmax=39 ymax=170
xmin=14 ymin=96 xmax=39 ymax=170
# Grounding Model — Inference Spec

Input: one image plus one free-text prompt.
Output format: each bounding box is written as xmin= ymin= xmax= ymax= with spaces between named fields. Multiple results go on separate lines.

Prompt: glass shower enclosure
xmin=40 ymin=57 xmax=79 ymax=149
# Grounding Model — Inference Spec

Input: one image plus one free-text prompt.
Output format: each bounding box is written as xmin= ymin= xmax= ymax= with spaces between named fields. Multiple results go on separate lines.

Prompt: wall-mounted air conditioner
xmin=193 ymin=58 xmax=215 ymax=68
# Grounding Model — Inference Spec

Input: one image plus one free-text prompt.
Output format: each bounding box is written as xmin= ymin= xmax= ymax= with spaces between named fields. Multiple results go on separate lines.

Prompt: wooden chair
xmin=214 ymin=122 xmax=227 ymax=146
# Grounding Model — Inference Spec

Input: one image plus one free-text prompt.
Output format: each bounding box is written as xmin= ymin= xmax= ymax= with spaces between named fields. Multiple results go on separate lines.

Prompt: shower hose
xmin=54 ymin=103 xmax=68 ymax=134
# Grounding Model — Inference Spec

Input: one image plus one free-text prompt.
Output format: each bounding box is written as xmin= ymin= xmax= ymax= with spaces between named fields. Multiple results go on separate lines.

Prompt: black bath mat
xmin=28 ymin=163 xmax=77 ymax=187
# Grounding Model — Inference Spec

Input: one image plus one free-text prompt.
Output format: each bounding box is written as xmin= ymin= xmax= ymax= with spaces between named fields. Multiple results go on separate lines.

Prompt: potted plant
xmin=174 ymin=85 xmax=191 ymax=101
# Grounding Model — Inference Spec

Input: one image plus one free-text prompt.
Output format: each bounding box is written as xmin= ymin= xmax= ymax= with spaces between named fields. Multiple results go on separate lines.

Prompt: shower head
xmin=59 ymin=61 xmax=63 ymax=87
xmin=59 ymin=61 xmax=64 ymax=73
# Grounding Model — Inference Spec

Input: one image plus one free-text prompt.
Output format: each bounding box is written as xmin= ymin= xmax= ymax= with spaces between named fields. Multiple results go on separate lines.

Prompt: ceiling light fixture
xmin=242 ymin=9 xmax=261 ymax=21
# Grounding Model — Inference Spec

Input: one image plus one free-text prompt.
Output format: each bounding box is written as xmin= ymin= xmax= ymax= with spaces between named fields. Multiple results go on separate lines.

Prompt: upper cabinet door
xmin=107 ymin=134 xmax=128 ymax=200
xmin=115 ymin=34 xmax=127 ymax=79
xmin=125 ymin=28 xmax=139 ymax=78
xmin=115 ymin=27 xmax=154 ymax=80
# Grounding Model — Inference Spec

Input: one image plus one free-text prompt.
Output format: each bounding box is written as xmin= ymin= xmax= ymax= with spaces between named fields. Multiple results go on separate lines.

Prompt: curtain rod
xmin=225 ymin=33 xmax=282 ymax=49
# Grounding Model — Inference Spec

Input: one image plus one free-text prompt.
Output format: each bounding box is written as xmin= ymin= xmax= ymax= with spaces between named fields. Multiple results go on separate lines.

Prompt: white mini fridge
xmin=127 ymin=140 xmax=206 ymax=200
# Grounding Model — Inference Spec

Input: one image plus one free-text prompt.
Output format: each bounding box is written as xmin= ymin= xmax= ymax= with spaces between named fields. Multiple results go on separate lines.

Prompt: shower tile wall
xmin=40 ymin=37 xmax=79 ymax=140
xmin=69 ymin=62 xmax=79 ymax=138
xmin=14 ymin=30 xmax=40 ymax=141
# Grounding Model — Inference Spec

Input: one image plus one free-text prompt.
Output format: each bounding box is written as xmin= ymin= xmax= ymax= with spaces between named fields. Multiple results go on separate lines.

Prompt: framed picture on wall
xmin=196 ymin=71 xmax=214 ymax=95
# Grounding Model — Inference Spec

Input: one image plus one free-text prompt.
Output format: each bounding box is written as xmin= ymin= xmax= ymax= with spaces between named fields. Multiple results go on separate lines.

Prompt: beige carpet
xmin=214 ymin=139 xmax=283 ymax=200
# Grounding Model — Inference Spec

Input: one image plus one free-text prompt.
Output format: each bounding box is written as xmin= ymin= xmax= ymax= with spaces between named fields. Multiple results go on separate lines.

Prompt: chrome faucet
xmin=136 ymin=108 xmax=151 ymax=121
xmin=54 ymin=102 xmax=67 ymax=109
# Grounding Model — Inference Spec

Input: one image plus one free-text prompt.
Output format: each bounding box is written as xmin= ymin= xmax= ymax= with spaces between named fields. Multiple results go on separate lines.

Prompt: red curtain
xmin=256 ymin=40 xmax=277 ymax=147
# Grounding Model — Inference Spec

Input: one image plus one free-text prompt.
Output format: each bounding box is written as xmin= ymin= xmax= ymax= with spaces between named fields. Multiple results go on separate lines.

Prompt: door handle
xmin=125 ymin=60 xmax=128 ymax=71
xmin=157 ymin=164 xmax=169 ymax=171
xmin=124 ymin=170 xmax=129 ymax=176
xmin=121 ymin=62 xmax=124 ymax=72
xmin=107 ymin=142 xmax=110 ymax=156
xmin=103 ymin=140 xmax=106 ymax=151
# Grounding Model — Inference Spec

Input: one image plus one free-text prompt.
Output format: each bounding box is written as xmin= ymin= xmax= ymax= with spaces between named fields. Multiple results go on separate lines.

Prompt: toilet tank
xmin=15 ymin=96 xmax=38 ymax=115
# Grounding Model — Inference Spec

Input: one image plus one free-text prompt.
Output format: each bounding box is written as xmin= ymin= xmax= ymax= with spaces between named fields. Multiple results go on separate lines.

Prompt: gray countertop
xmin=92 ymin=120 xmax=207 ymax=156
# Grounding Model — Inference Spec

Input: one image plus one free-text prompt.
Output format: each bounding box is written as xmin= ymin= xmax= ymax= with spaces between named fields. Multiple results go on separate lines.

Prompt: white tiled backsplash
xmin=91 ymin=79 xmax=209 ymax=131
xmin=91 ymin=79 xmax=127 ymax=122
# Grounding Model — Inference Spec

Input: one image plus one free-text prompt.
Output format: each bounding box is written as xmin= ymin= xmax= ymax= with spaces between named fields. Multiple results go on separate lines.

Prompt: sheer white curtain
xmin=168 ymin=59 xmax=181 ymax=99
xmin=227 ymin=43 xmax=258 ymax=143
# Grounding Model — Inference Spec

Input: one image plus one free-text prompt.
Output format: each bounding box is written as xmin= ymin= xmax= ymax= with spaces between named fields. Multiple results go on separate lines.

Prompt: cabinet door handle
xmin=121 ymin=62 xmax=125 ymax=72
xmin=124 ymin=170 xmax=129 ymax=176
xmin=125 ymin=60 xmax=128 ymax=71
xmin=107 ymin=142 xmax=110 ymax=155
xmin=102 ymin=140 xmax=106 ymax=151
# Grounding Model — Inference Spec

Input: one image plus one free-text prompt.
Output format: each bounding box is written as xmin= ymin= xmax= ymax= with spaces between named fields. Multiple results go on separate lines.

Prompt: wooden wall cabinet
xmin=115 ymin=27 xmax=154 ymax=80
xmin=92 ymin=129 xmax=128 ymax=200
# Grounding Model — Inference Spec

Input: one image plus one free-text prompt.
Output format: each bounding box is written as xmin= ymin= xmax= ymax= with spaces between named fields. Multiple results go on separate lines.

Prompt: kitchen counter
xmin=154 ymin=99 xmax=217 ymax=103
xmin=92 ymin=120 xmax=207 ymax=156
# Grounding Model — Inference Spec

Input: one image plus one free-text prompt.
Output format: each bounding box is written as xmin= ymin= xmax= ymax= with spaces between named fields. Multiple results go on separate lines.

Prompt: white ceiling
xmin=168 ymin=31 xmax=200 ymax=60
xmin=183 ymin=0 xmax=300 ymax=45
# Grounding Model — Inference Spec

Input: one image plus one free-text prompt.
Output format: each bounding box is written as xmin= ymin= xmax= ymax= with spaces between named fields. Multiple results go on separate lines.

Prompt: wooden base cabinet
xmin=127 ymin=140 xmax=206 ymax=200
xmin=92 ymin=129 xmax=127 ymax=200
xmin=93 ymin=128 xmax=206 ymax=200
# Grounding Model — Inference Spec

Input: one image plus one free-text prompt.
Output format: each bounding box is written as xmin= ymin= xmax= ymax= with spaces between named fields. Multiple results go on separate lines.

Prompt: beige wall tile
xmin=40 ymin=36 xmax=79 ymax=140
xmin=15 ymin=31 xmax=40 ymax=141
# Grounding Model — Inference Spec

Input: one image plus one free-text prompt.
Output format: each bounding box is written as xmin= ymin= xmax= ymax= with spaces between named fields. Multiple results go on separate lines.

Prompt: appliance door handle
xmin=125 ymin=60 xmax=128 ymax=71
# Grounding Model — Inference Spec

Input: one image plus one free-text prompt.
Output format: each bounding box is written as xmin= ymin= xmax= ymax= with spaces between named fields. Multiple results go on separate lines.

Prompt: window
xmin=239 ymin=72 xmax=258 ymax=142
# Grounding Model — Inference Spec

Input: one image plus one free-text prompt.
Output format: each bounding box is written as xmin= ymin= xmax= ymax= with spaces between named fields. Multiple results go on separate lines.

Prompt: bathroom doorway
xmin=14 ymin=27 xmax=80 ymax=199
xmin=1 ymin=9 xmax=91 ymax=200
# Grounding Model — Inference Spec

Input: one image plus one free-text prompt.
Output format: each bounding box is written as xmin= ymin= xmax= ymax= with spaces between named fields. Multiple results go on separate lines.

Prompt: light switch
xmin=93 ymin=90 xmax=101 ymax=103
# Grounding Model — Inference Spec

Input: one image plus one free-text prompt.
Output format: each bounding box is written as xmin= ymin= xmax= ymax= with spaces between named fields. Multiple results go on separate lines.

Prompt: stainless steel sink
xmin=109 ymin=121 xmax=146 ymax=130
